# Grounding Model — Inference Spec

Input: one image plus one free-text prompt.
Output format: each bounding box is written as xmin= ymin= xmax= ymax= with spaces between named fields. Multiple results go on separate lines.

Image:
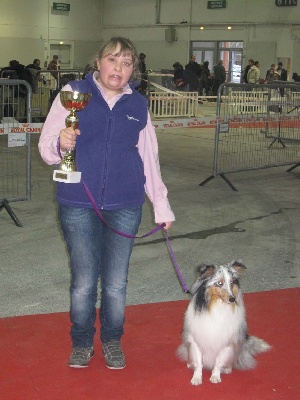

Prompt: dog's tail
xmin=234 ymin=336 xmax=271 ymax=370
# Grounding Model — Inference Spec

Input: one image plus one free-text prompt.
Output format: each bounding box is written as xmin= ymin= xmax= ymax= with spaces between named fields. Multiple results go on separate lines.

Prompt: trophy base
xmin=53 ymin=170 xmax=82 ymax=183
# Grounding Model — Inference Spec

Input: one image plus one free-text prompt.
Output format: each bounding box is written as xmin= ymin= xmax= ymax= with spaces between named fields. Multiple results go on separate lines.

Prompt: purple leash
xmin=82 ymin=180 xmax=189 ymax=293
xmin=82 ymin=180 xmax=163 ymax=238
xmin=163 ymin=230 xmax=190 ymax=293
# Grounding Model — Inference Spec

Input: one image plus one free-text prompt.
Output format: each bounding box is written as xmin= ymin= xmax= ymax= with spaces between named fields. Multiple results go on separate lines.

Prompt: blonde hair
xmin=90 ymin=37 xmax=140 ymax=81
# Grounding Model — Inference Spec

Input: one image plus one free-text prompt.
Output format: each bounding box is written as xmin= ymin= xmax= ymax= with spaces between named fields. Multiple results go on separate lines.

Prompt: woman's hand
xmin=59 ymin=127 xmax=80 ymax=151
xmin=159 ymin=221 xmax=173 ymax=231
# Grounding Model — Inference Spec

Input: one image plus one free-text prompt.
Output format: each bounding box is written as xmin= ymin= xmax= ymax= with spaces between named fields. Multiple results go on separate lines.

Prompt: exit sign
xmin=53 ymin=2 xmax=70 ymax=11
xmin=207 ymin=1 xmax=226 ymax=9
xmin=275 ymin=0 xmax=297 ymax=6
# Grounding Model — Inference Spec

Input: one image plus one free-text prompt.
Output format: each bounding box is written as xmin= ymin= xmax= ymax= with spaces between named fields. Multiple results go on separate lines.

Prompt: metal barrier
xmin=41 ymin=69 xmax=83 ymax=88
xmin=32 ymin=69 xmax=83 ymax=120
xmin=200 ymin=82 xmax=300 ymax=191
xmin=1 ymin=69 xmax=83 ymax=121
xmin=0 ymin=79 xmax=32 ymax=226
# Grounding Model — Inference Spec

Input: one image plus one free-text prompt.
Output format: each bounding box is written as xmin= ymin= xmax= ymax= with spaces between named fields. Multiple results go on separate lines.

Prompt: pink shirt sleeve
xmin=137 ymin=115 xmax=175 ymax=224
xmin=38 ymin=86 xmax=70 ymax=165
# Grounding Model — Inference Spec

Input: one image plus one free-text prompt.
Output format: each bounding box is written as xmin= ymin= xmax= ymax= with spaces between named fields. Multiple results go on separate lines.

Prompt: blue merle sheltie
xmin=177 ymin=261 xmax=271 ymax=385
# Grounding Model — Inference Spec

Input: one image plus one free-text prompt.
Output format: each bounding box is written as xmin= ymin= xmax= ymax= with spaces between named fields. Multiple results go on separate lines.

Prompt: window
xmin=191 ymin=41 xmax=243 ymax=82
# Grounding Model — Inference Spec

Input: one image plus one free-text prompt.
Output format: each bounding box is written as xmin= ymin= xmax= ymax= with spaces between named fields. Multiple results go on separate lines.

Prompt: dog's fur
xmin=177 ymin=261 xmax=271 ymax=385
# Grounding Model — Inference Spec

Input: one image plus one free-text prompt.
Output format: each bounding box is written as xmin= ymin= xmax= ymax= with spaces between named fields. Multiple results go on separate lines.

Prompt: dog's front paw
xmin=210 ymin=374 xmax=222 ymax=384
xmin=191 ymin=371 xmax=202 ymax=386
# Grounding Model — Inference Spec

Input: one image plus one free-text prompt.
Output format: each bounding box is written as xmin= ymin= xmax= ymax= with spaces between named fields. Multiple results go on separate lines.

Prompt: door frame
xmin=44 ymin=40 xmax=74 ymax=69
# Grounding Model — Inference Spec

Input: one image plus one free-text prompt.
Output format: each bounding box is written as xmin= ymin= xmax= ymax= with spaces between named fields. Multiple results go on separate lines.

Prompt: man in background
xmin=276 ymin=62 xmax=287 ymax=81
xmin=26 ymin=59 xmax=42 ymax=93
xmin=47 ymin=55 xmax=60 ymax=106
xmin=47 ymin=55 xmax=60 ymax=80
xmin=212 ymin=59 xmax=226 ymax=98
xmin=185 ymin=55 xmax=201 ymax=79
xmin=137 ymin=53 xmax=147 ymax=95
xmin=185 ymin=54 xmax=201 ymax=92
xmin=276 ymin=61 xmax=287 ymax=96
xmin=243 ymin=58 xmax=254 ymax=83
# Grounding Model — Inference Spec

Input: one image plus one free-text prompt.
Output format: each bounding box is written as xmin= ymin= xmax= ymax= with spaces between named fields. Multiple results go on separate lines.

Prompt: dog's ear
xmin=196 ymin=264 xmax=215 ymax=280
xmin=230 ymin=260 xmax=246 ymax=276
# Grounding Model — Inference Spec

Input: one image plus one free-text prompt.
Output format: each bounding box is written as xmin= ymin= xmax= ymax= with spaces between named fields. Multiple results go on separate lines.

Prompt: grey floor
xmin=1 ymin=127 xmax=299 ymax=318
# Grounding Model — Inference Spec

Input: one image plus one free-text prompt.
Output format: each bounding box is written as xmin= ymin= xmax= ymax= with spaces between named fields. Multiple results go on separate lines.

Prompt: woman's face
xmin=96 ymin=44 xmax=134 ymax=98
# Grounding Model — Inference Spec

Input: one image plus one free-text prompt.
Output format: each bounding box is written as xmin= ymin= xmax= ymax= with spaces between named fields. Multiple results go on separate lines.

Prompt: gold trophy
xmin=53 ymin=91 xmax=91 ymax=183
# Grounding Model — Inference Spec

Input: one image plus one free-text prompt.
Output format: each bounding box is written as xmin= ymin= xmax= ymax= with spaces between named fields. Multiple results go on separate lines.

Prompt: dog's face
xmin=192 ymin=261 xmax=246 ymax=310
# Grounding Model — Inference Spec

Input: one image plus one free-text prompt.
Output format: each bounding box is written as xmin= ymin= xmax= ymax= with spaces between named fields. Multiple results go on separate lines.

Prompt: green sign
xmin=207 ymin=0 xmax=226 ymax=9
xmin=53 ymin=2 xmax=70 ymax=11
xmin=275 ymin=0 xmax=297 ymax=6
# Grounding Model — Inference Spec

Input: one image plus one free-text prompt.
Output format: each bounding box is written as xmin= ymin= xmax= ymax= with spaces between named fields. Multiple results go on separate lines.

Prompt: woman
xmin=39 ymin=37 xmax=175 ymax=370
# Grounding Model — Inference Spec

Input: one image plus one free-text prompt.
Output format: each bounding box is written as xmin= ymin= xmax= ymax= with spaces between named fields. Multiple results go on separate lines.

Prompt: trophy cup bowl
xmin=53 ymin=91 xmax=91 ymax=183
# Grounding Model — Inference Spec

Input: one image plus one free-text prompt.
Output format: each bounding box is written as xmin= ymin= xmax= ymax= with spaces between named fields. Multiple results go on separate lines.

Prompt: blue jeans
xmin=58 ymin=204 xmax=142 ymax=347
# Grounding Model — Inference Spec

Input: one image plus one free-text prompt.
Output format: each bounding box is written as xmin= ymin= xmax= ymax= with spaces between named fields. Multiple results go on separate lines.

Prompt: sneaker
xmin=102 ymin=341 xmax=126 ymax=369
xmin=68 ymin=346 xmax=94 ymax=368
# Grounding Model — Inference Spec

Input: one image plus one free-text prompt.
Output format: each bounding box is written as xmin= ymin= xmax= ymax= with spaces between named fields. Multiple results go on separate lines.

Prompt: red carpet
xmin=1 ymin=288 xmax=299 ymax=400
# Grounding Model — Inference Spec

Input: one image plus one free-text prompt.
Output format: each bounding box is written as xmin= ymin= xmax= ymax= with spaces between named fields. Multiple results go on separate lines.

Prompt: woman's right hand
xmin=59 ymin=127 xmax=80 ymax=151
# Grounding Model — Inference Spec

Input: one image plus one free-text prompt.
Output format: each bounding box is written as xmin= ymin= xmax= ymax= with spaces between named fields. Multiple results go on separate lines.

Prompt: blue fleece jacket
xmin=56 ymin=73 xmax=148 ymax=210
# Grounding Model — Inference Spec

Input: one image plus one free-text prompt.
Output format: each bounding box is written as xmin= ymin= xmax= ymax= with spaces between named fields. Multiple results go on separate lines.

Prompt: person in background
xmin=0 ymin=60 xmax=32 ymax=120
xmin=26 ymin=59 xmax=42 ymax=94
xmin=184 ymin=54 xmax=201 ymax=93
xmin=276 ymin=62 xmax=288 ymax=81
xmin=266 ymin=68 xmax=280 ymax=83
xmin=172 ymin=62 xmax=188 ymax=90
xmin=136 ymin=52 xmax=147 ymax=95
xmin=243 ymin=58 xmax=254 ymax=83
xmin=212 ymin=59 xmax=226 ymax=98
xmin=276 ymin=61 xmax=288 ymax=96
xmin=0 ymin=60 xmax=32 ymax=114
xmin=26 ymin=58 xmax=41 ymax=71
xmin=199 ymin=61 xmax=211 ymax=96
xmin=38 ymin=37 xmax=175 ymax=371
xmin=47 ymin=55 xmax=60 ymax=106
xmin=138 ymin=53 xmax=146 ymax=75
xmin=265 ymin=63 xmax=275 ymax=79
xmin=292 ymin=72 xmax=300 ymax=82
xmin=0 ymin=59 xmax=20 ymax=79
xmin=185 ymin=55 xmax=201 ymax=79
xmin=247 ymin=60 xmax=260 ymax=84
xmin=47 ymin=55 xmax=60 ymax=80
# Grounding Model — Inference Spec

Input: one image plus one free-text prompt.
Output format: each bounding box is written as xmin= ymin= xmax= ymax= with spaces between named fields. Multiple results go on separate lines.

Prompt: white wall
xmin=99 ymin=0 xmax=300 ymax=77
xmin=0 ymin=0 xmax=102 ymax=68
xmin=0 ymin=0 xmax=300 ymax=77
